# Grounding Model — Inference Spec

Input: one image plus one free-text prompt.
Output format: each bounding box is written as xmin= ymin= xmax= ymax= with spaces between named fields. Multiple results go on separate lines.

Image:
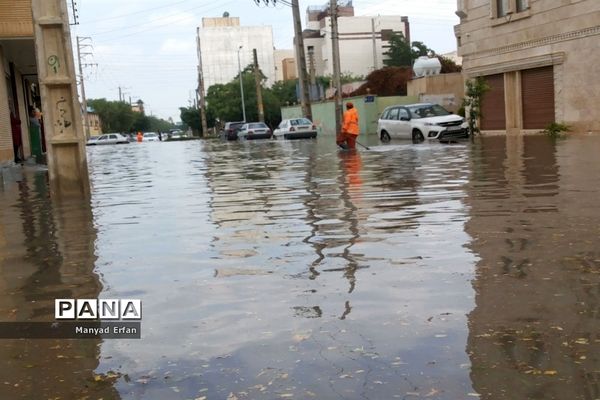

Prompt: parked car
xmin=274 ymin=118 xmax=318 ymax=139
xmin=86 ymin=133 xmax=129 ymax=145
xmin=377 ymin=103 xmax=469 ymax=142
xmin=220 ymin=121 xmax=245 ymax=141
xmin=237 ymin=122 xmax=273 ymax=140
xmin=143 ymin=132 xmax=160 ymax=142
xmin=86 ymin=135 xmax=101 ymax=145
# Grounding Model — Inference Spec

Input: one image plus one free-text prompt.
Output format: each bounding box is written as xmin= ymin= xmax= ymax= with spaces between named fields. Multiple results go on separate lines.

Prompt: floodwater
xmin=1 ymin=134 xmax=599 ymax=400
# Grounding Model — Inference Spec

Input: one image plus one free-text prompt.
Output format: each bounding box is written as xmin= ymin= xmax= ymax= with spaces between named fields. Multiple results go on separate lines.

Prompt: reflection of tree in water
xmin=0 ymin=172 xmax=119 ymax=399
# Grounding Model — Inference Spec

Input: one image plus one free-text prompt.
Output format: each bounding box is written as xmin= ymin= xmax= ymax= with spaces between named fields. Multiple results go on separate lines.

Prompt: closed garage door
xmin=522 ymin=66 xmax=555 ymax=129
xmin=481 ymin=74 xmax=506 ymax=131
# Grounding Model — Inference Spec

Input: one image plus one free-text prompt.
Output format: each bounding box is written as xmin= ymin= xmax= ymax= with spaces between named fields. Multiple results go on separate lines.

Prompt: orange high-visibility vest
xmin=343 ymin=108 xmax=359 ymax=136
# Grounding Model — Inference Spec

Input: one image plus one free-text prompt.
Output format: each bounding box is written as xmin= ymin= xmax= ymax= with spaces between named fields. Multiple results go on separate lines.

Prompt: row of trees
xmin=180 ymin=66 xmax=293 ymax=135
xmin=88 ymin=98 xmax=175 ymax=134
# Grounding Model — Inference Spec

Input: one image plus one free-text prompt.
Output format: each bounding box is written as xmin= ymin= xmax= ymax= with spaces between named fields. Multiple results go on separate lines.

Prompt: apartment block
xmin=456 ymin=0 xmax=600 ymax=133
xmin=303 ymin=2 xmax=410 ymax=78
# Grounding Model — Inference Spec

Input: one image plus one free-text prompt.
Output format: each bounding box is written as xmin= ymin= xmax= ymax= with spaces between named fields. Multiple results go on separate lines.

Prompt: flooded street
xmin=1 ymin=135 xmax=600 ymax=399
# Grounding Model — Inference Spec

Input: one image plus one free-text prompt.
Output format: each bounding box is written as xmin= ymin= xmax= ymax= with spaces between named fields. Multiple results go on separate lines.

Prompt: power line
xmin=92 ymin=1 xmax=236 ymax=43
xmin=80 ymin=0 xmax=196 ymax=24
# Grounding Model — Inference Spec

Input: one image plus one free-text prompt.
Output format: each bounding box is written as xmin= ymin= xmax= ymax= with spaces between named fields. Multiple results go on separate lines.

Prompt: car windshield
xmin=145 ymin=133 xmax=157 ymax=137
xmin=249 ymin=123 xmax=267 ymax=129
xmin=408 ymin=104 xmax=451 ymax=119
xmin=291 ymin=118 xmax=312 ymax=126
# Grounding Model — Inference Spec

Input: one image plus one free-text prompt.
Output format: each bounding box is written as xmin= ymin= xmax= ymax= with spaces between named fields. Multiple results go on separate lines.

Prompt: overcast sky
xmin=72 ymin=0 xmax=459 ymax=121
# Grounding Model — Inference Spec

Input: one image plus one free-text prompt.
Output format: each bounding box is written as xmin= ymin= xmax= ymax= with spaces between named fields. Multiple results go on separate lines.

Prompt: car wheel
xmin=412 ymin=129 xmax=424 ymax=143
xmin=380 ymin=130 xmax=391 ymax=143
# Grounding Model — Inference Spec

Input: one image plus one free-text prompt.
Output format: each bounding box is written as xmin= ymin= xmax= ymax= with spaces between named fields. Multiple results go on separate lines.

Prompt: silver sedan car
xmin=274 ymin=118 xmax=317 ymax=139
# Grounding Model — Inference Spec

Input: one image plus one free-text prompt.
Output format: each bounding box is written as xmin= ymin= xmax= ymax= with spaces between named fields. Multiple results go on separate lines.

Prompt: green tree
xmin=179 ymin=107 xmax=201 ymax=134
xmin=462 ymin=77 xmax=490 ymax=138
xmin=205 ymin=65 xmax=283 ymax=129
xmin=88 ymin=98 xmax=135 ymax=133
xmin=383 ymin=33 xmax=435 ymax=67
xmin=383 ymin=33 xmax=413 ymax=67
xmin=271 ymin=79 xmax=298 ymax=106
xmin=88 ymin=98 xmax=174 ymax=134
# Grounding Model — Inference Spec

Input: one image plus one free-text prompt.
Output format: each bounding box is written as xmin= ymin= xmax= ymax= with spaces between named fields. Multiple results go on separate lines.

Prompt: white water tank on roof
xmin=413 ymin=56 xmax=442 ymax=77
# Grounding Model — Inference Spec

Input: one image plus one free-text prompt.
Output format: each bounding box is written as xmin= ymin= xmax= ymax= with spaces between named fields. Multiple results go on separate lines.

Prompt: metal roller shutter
xmin=522 ymin=66 xmax=555 ymax=129
xmin=481 ymin=74 xmax=506 ymax=131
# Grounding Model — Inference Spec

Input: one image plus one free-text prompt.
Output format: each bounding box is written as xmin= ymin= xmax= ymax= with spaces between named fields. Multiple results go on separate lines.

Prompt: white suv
xmin=378 ymin=103 xmax=469 ymax=142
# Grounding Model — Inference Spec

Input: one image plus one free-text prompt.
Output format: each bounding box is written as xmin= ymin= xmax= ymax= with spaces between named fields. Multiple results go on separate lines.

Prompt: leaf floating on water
xmin=305 ymin=391 xmax=316 ymax=397
xmin=227 ymin=393 xmax=239 ymax=400
xmin=575 ymin=338 xmax=589 ymax=345
xmin=544 ymin=370 xmax=558 ymax=376
xmin=292 ymin=332 xmax=311 ymax=342
xmin=467 ymin=394 xmax=481 ymax=397
xmin=195 ymin=397 xmax=207 ymax=400
xmin=280 ymin=394 xmax=294 ymax=398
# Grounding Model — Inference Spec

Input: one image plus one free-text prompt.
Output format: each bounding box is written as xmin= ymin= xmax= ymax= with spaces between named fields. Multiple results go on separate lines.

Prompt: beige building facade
xmin=273 ymin=49 xmax=296 ymax=82
xmin=407 ymin=72 xmax=465 ymax=113
xmin=455 ymin=0 xmax=600 ymax=133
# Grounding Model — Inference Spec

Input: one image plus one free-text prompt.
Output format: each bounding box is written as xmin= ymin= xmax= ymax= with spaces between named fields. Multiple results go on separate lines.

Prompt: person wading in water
xmin=337 ymin=102 xmax=359 ymax=150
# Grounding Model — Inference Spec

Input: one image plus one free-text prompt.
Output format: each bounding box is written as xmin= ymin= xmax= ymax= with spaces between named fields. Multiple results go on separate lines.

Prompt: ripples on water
xmin=1 ymin=135 xmax=599 ymax=399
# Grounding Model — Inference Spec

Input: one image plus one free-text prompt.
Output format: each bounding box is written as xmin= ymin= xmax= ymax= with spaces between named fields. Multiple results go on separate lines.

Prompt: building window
xmin=516 ymin=0 xmax=528 ymax=12
xmin=497 ymin=0 xmax=509 ymax=17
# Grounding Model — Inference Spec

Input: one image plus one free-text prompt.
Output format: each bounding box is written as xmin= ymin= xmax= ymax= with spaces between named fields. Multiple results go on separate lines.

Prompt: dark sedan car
xmin=220 ymin=121 xmax=245 ymax=141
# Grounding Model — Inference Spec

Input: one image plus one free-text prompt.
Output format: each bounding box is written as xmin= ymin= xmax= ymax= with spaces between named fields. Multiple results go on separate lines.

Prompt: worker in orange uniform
xmin=136 ymin=131 xmax=143 ymax=142
xmin=337 ymin=102 xmax=359 ymax=150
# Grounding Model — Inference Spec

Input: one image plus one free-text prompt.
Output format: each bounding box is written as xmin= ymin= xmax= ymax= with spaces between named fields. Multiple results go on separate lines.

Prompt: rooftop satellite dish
xmin=223 ymin=11 xmax=230 ymax=17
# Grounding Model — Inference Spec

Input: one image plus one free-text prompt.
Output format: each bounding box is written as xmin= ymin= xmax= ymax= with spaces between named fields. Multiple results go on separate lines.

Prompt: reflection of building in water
xmin=0 ymin=171 xmax=119 ymax=399
xmin=465 ymin=136 xmax=600 ymax=399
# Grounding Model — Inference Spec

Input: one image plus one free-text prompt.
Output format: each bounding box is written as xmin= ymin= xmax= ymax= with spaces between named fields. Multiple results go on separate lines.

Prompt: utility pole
xmin=237 ymin=46 xmax=247 ymax=122
xmin=118 ymin=86 xmax=122 ymax=102
xmin=32 ymin=0 xmax=90 ymax=197
xmin=76 ymin=36 xmax=92 ymax=139
xmin=291 ymin=0 xmax=312 ymax=120
xmin=196 ymin=27 xmax=208 ymax=136
xmin=371 ymin=18 xmax=378 ymax=71
xmin=256 ymin=0 xmax=311 ymax=118
xmin=253 ymin=49 xmax=265 ymax=123
xmin=330 ymin=0 xmax=343 ymax=137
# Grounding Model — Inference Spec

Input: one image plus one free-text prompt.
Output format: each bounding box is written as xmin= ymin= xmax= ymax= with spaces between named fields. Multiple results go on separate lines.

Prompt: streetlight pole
xmin=237 ymin=46 xmax=247 ymax=122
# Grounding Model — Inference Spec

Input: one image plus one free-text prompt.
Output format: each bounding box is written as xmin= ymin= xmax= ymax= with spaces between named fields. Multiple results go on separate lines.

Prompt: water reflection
xmin=3 ymin=134 xmax=598 ymax=399
xmin=466 ymin=135 xmax=600 ymax=400
xmin=79 ymin=138 xmax=478 ymax=398
xmin=0 ymin=169 xmax=117 ymax=399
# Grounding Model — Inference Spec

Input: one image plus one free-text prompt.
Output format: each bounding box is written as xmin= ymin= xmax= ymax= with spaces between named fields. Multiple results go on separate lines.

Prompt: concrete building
xmin=86 ymin=107 xmax=102 ymax=137
xmin=303 ymin=2 xmax=409 ymax=78
xmin=198 ymin=16 xmax=276 ymax=92
xmin=274 ymin=49 xmax=297 ymax=82
xmin=0 ymin=0 xmax=39 ymax=164
xmin=455 ymin=0 xmax=600 ymax=133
